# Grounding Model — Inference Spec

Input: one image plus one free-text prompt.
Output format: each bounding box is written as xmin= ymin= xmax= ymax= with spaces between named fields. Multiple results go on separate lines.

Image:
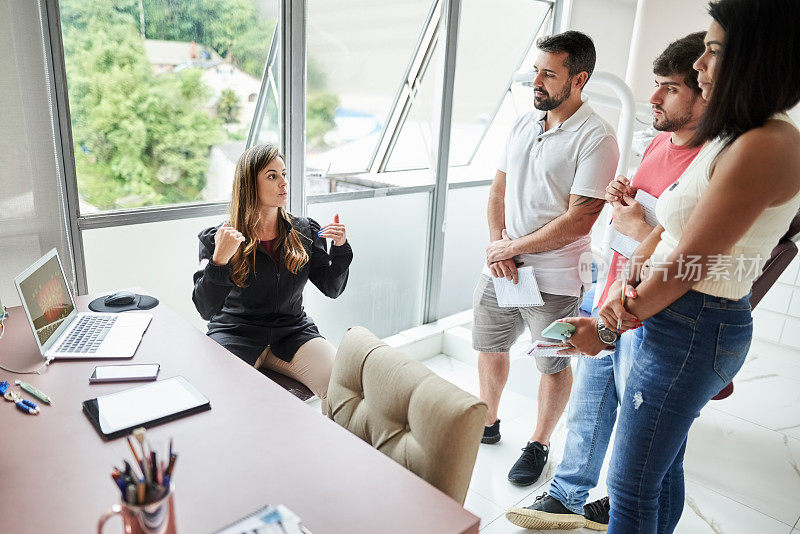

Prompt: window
xmin=303 ymin=0 xmax=434 ymax=194
xmin=448 ymin=0 xmax=552 ymax=168
xmin=59 ymin=0 xmax=277 ymax=212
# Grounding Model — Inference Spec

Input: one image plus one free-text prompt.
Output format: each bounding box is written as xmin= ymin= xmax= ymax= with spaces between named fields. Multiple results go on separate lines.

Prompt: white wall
xmin=625 ymin=0 xmax=710 ymax=101
xmin=567 ymin=0 xmax=638 ymax=128
xmin=752 ymin=257 xmax=800 ymax=348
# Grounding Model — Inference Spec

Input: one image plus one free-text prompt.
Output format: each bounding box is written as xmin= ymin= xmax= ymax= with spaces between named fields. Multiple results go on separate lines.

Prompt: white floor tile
xmin=677 ymin=480 xmax=792 ymax=533
xmin=463 ymin=490 xmax=505 ymax=530
xmin=749 ymin=339 xmax=800 ymax=371
xmin=422 ymin=354 xmax=537 ymax=423
xmin=685 ymin=408 xmax=800 ymax=526
xmin=710 ymin=350 xmax=800 ymax=440
xmin=425 ymin=349 xmax=800 ymax=532
xmin=470 ymin=411 xmax=570 ymax=510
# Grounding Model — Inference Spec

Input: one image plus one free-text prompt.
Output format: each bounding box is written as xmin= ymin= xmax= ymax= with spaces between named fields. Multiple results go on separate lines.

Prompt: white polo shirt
xmin=493 ymin=102 xmax=619 ymax=297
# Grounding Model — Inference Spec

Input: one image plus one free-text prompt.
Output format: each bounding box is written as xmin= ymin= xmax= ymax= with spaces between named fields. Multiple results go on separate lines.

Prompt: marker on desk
xmin=15 ymin=399 xmax=39 ymax=415
xmin=15 ymin=380 xmax=52 ymax=405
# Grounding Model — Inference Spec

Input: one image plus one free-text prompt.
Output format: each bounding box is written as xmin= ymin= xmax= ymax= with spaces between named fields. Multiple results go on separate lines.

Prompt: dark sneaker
xmin=583 ymin=496 xmax=610 ymax=531
xmin=481 ymin=419 xmax=501 ymax=444
xmin=506 ymin=492 xmax=586 ymax=530
xmin=507 ymin=441 xmax=549 ymax=486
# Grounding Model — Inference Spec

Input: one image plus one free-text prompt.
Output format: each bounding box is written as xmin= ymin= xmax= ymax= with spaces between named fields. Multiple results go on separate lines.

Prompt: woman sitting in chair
xmin=192 ymin=144 xmax=352 ymax=413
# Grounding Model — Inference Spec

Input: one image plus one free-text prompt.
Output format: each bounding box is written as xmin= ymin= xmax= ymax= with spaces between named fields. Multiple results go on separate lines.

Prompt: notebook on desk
xmin=14 ymin=249 xmax=151 ymax=360
xmin=214 ymin=504 xmax=309 ymax=534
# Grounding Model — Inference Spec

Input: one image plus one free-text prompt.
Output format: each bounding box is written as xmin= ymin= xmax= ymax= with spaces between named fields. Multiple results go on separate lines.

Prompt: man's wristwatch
xmin=596 ymin=319 xmax=620 ymax=346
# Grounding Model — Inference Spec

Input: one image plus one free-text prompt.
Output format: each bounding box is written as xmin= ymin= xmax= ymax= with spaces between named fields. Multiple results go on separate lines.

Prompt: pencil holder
xmin=97 ymin=485 xmax=176 ymax=534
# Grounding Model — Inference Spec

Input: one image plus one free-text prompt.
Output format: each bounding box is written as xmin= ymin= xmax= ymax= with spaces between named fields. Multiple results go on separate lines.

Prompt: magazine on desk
xmin=214 ymin=504 xmax=310 ymax=534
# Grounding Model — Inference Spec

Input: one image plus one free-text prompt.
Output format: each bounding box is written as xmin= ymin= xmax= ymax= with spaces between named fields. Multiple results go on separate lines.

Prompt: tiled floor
xmin=420 ymin=337 xmax=800 ymax=533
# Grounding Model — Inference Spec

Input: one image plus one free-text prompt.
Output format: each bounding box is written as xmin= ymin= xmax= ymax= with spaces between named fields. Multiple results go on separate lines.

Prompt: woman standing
xmin=561 ymin=0 xmax=800 ymax=531
xmin=192 ymin=144 xmax=352 ymax=413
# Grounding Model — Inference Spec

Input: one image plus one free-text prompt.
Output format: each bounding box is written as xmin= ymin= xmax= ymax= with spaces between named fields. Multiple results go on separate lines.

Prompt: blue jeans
xmin=607 ymin=290 xmax=752 ymax=534
xmin=549 ymin=319 xmax=642 ymax=514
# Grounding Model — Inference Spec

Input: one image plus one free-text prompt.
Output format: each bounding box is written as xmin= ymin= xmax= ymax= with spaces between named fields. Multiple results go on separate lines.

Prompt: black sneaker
xmin=506 ymin=492 xmax=586 ymax=530
xmin=481 ymin=419 xmax=501 ymax=444
xmin=507 ymin=441 xmax=549 ymax=486
xmin=583 ymin=496 xmax=609 ymax=531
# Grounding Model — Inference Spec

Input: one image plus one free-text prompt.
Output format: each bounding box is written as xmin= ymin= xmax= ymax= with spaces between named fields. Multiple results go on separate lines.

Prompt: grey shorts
xmin=472 ymin=274 xmax=581 ymax=374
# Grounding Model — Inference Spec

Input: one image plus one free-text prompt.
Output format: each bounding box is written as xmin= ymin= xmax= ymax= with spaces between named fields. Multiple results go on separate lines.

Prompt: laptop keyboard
xmin=56 ymin=315 xmax=117 ymax=353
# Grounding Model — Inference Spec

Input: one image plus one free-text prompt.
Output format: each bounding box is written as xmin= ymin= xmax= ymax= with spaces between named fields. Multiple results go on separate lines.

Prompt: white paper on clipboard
xmin=609 ymin=189 xmax=659 ymax=258
xmin=491 ymin=266 xmax=544 ymax=307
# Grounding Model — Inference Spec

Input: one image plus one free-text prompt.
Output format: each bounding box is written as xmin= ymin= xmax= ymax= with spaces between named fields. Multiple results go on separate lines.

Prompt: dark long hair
xmin=228 ymin=144 xmax=309 ymax=287
xmin=691 ymin=0 xmax=800 ymax=147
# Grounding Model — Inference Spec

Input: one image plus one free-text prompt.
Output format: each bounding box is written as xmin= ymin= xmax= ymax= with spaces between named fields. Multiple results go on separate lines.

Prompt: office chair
xmin=713 ymin=209 xmax=800 ymax=400
xmin=326 ymin=326 xmax=487 ymax=505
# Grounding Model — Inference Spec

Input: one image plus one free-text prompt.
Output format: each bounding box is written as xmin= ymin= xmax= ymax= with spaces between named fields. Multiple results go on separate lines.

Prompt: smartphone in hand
xmin=541 ymin=320 xmax=576 ymax=341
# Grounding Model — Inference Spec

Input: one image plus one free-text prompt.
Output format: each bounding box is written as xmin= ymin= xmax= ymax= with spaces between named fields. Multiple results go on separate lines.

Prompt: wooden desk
xmin=0 ymin=297 xmax=479 ymax=533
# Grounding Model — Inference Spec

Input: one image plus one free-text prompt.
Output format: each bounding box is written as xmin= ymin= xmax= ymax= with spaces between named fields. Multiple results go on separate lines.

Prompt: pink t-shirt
xmin=597 ymin=132 xmax=702 ymax=307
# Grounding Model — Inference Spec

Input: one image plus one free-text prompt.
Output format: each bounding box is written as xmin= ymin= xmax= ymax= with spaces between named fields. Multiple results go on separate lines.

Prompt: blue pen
xmin=113 ymin=476 xmax=127 ymax=495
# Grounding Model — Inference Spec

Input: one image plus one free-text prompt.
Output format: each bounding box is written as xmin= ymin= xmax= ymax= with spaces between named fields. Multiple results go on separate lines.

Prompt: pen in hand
xmin=618 ymin=279 xmax=627 ymax=333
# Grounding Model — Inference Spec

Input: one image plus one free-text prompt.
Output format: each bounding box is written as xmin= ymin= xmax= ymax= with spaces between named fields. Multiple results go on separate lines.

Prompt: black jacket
xmin=192 ymin=216 xmax=352 ymax=364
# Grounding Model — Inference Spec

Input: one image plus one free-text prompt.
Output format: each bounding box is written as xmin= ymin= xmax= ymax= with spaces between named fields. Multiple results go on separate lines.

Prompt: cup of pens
xmin=98 ymin=428 xmax=178 ymax=534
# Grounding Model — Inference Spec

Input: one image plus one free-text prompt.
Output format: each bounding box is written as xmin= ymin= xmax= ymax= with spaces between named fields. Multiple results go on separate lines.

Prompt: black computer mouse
xmin=104 ymin=291 xmax=136 ymax=307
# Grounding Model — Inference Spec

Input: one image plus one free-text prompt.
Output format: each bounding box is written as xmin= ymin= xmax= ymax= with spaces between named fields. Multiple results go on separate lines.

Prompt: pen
xmin=126 ymin=436 xmax=145 ymax=478
xmin=150 ymin=451 xmax=157 ymax=484
xmin=15 ymin=380 xmax=51 ymax=404
xmin=112 ymin=473 xmax=127 ymax=495
xmin=617 ymin=279 xmax=627 ymax=333
xmin=126 ymin=483 xmax=137 ymax=505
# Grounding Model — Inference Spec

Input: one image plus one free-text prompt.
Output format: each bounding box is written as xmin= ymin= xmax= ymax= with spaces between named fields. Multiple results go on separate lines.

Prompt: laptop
xmin=14 ymin=249 xmax=152 ymax=360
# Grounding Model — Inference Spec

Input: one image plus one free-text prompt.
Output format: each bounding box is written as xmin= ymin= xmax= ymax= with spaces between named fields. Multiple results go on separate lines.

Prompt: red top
xmin=258 ymin=238 xmax=281 ymax=267
xmin=597 ymin=132 xmax=702 ymax=307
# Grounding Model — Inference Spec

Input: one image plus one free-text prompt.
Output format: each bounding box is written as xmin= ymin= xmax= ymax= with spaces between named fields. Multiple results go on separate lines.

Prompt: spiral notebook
xmin=527 ymin=340 xmax=611 ymax=360
xmin=609 ymin=189 xmax=659 ymax=258
xmin=491 ymin=266 xmax=544 ymax=307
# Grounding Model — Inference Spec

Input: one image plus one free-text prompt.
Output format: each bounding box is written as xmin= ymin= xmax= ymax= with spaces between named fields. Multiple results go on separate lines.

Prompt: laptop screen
xmin=18 ymin=253 xmax=75 ymax=347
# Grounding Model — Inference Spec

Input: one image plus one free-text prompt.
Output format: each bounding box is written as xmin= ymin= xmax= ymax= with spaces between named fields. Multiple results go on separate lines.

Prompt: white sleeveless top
xmin=651 ymin=114 xmax=800 ymax=299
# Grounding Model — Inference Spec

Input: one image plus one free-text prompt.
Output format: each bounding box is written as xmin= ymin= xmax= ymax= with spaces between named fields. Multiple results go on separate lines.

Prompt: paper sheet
xmin=609 ymin=189 xmax=659 ymax=258
xmin=491 ymin=266 xmax=544 ymax=307
xmin=527 ymin=340 xmax=611 ymax=360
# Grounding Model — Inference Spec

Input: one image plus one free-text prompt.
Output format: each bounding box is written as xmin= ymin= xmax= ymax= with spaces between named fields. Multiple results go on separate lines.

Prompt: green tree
xmin=61 ymin=0 xmax=222 ymax=209
xmin=140 ymin=0 xmax=272 ymax=78
xmin=307 ymin=92 xmax=340 ymax=148
xmin=140 ymin=0 xmax=338 ymax=144
xmin=216 ymin=88 xmax=241 ymax=124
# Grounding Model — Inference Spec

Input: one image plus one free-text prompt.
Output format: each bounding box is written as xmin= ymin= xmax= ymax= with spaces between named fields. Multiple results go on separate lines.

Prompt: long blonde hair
xmin=228 ymin=144 xmax=309 ymax=287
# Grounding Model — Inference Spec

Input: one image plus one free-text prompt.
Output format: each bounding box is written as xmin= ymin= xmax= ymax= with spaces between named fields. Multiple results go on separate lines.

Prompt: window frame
xmin=46 ymin=0 xmax=562 ymax=320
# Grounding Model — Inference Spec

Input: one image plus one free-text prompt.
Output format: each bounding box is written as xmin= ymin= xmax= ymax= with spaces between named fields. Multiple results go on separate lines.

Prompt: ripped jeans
xmin=607 ymin=290 xmax=752 ymax=534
